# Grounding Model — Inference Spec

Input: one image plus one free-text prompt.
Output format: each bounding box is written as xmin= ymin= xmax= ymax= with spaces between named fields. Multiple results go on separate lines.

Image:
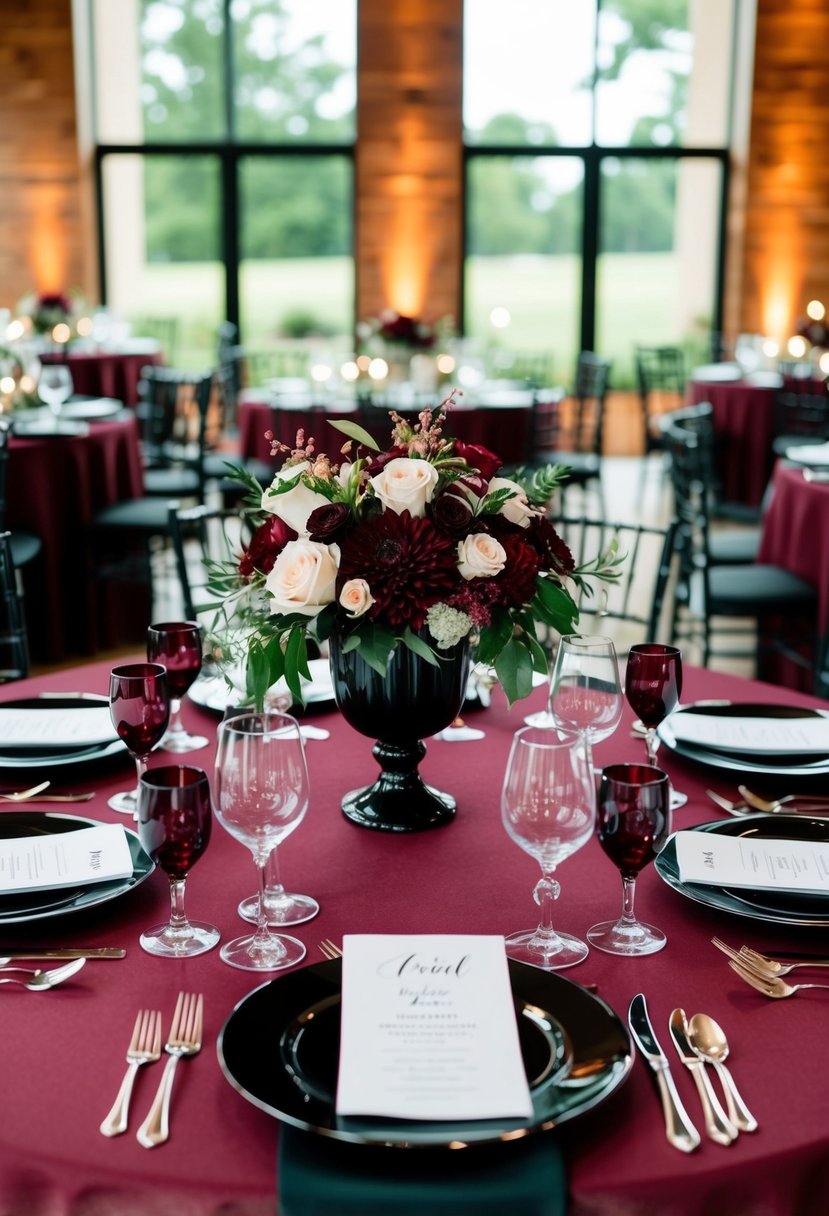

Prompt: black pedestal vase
xmin=328 ymin=631 xmax=471 ymax=832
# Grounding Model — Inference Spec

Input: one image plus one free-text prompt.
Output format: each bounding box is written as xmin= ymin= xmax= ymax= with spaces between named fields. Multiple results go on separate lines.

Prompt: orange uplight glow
xmin=29 ymin=186 xmax=68 ymax=295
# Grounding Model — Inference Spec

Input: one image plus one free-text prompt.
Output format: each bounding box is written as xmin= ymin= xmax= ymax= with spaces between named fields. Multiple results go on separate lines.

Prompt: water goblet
xmin=213 ymin=711 xmax=309 ymax=971
xmin=37 ymin=364 xmax=74 ymax=417
xmin=625 ymin=642 xmax=687 ymax=807
xmin=108 ymin=663 xmax=170 ymax=815
xmin=136 ymin=765 xmax=220 ymax=957
xmin=147 ymin=621 xmax=209 ymax=752
xmin=548 ymin=635 xmax=623 ymax=768
xmin=587 ymin=763 xmax=671 ymax=956
xmin=502 ymin=726 xmax=596 ymax=970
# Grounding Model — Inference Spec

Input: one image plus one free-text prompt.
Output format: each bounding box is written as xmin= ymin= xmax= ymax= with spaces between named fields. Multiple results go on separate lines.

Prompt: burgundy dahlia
xmin=528 ymin=516 xmax=575 ymax=577
xmin=496 ymin=533 xmax=543 ymax=605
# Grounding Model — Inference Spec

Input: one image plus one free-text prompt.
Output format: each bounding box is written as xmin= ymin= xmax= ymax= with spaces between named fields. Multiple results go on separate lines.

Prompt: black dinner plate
xmin=657 ymin=702 xmax=829 ymax=780
xmin=0 ymin=694 xmax=127 ymax=769
xmin=217 ymin=958 xmax=631 ymax=1148
xmin=655 ymin=814 xmax=829 ymax=926
xmin=0 ymin=811 xmax=153 ymax=925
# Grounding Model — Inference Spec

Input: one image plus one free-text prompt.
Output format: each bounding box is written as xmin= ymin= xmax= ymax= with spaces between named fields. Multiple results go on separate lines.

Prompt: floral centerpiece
xmin=15 ymin=290 xmax=82 ymax=338
xmin=358 ymin=309 xmax=443 ymax=353
xmin=213 ymin=393 xmax=617 ymax=710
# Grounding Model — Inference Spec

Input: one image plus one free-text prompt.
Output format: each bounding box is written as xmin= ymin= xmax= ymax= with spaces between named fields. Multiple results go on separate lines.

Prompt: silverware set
xmin=0 ymin=958 xmax=87 ymax=990
xmin=99 ymin=991 xmax=203 ymax=1146
xmin=0 ymin=780 xmax=95 ymax=803
xmin=628 ymin=993 xmax=756 ymax=1152
xmin=706 ymin=787 xmax=829 ymax=816
xmin=713 ymin=937 xmax=829 ymax=999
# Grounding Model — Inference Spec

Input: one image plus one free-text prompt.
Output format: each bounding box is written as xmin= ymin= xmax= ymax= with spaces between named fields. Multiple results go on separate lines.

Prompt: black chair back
xmin=634 ymin=345 xmax=686 ymax=456
xmin=0 ymin=530 xmax=29 ymax=682
xmin=138 ymin=366 xmax=215 ymax=500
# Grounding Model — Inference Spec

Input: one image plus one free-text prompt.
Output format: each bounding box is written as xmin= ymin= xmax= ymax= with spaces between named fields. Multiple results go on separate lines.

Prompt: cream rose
xmin=261 ymin=462 xmax=330 ymax=536
xmin=488 ymin=476 xmax=539 ymax=528
xmin=264 ymin=539 xmax=340 ymax=618
xmin=457 ymin=533 xmax=507 ymax=580
xmin=370 ymin=457 xmax=439 ymax=517
xmin=339 ymin=578 xmax=375 ymax=618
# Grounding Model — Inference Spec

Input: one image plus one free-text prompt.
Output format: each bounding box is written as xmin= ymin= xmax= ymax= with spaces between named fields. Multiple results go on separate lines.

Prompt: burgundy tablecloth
xmin=686 ymin=378 xmax=777 ymax=507
xmin=41 ymin=349 xmax=164 ymax=407
xmin=0 ymin=660 xmax=827 ymax=1215
xmin=756 ymin=460 xmax=829 ymax=692
xmin=6 ymin=416 xmax=145 ymax=660
xmin=239 ymin=399 xmax=535 ymax=471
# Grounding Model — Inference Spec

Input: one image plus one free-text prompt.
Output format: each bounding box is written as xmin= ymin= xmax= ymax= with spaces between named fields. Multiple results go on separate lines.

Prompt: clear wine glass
xmin=213 ymin=711 xmax=309 ymax=971
xmin=624 ymin=643 xmax=687 ymax=808
xmin=587 ymin=763 xmax=671 ymax=956
xmin=37 ymin=365 xmax=73 ymax=417
xmin=147 ymin=621 xmax=209 ymax=753
xmin=548 ymin=635 xmax=623 ymax=769
xmin=223 ymin=702 xmax=319 ymax=928
xmin=501 ymin=726 xmax=596 ymax=970
xmin=108 ymin=662 xmax=170 ymax=815
xmin=136 ymin=764 xmax=220 ymax=957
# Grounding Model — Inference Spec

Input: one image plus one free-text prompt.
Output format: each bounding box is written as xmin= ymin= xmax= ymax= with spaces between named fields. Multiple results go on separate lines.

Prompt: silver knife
xmin=668 ymin=1008 xmax=737 ymax=1145
xmin=0 ymin=948 xmax=126 ymax=961
xmin=628 ymin=993 xmax=701 ymax=1153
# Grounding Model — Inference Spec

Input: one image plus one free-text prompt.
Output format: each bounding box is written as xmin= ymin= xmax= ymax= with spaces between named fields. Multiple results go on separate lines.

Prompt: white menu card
xmin=668 ymin=713 xmax=829 ymax=755
xmin=675 ymin=830 xmax=829 ymax=895
xmin=0 ymin=707 xmax=118 ymax=748
xmin=0 ymin=825 xmax=134 ymax=895
xmin=336 ymin=934 xmax=533 ymax=1122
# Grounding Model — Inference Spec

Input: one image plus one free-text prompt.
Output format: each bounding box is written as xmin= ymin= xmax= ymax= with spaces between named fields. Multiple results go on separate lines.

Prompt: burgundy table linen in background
xmin=0 ymin=659 xmax=826 ymax=1216
xmin=40 ymin=347 xmax=164 ymax=407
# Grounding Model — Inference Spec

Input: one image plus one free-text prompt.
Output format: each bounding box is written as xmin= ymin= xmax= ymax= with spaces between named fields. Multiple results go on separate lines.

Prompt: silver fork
xmin=99 ymin=1009 xmax=162 ymax=1137
xmin=705 ymin=789 xmax=829 ymax=817
xmin=319 ymin=938 xmax=342 ymax=959
xmin=738 ymin=945 xmax=829 ymax=976
xmin=0 ymin=958 xmax=86 ymax=990
xmin=728 ymin=958 xmax=829 ymax=999
xmin=136 ymin=992 xmax=203 ymax=1148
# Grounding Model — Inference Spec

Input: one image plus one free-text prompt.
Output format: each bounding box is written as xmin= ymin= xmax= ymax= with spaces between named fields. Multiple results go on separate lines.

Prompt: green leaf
xmin=476 ymin=607 xmax=514 ymax=665
xmin=495 ymin=638 xmax=535 ymax=705
xmin=327 ymin=418 xmax=381 ymax=451
xmin=283 ymin=625 xmax=310 ymax=705
xmin=523 ymin=629 xmax=549 ymax=675
xmin=401 ymin=627 xmax=439 ymax=666
xmin=533 ymin=577 xmax=579 ymax=633
xmin=246 ymin=640 xmax=270 ymax=712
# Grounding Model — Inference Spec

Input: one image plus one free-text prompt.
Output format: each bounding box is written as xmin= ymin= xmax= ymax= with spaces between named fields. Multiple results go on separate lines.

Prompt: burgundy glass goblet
xmin=147 ymin=621 xmax=209 ymax=753
xmin=136 ymin=765 xmax=220 ymax=957
xmin=625 ymin=642 xmax=686 ymax=808
xmin=108 ymin=663 xmax=170 ymax=815
xmin=587 ymin=762 xmax=671 ymax=956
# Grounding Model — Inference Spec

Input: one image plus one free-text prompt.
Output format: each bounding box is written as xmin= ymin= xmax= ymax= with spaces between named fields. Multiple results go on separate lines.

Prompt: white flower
xmin=339 ymin=578 xmax=375 ymax=618
xmin=369 ymin=457 xmax=439 ymax=517
xmin=457 ymin=532 xmax=507 ymax=580
xmin=261 ymin=462 xmax=330 ymax=536
xmin=488 ymin=476 xmax=540 ymax=528
xmin=426 ymin=603 xmax=473 ymax=649
xmin=264 ymin=539 xmax=340 ymax=618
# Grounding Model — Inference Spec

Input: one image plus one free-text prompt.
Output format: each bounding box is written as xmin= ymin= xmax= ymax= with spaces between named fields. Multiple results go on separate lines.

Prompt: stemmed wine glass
xmin=501 ymin=726 xmax=596 ymax=970
xmin=136 ymin=765 xmax=220 ymax=957
xmin=587 ymin=763 xmax=671 ymax=955
xmin=147 ymin=621 xmax=209 ymax=753
xmin=624 ymin=643 xmax=687 ymax=807
xmin=108 ymin=663 xmax=170 ymax=815
xmin=37 ymin=365 xmax=74 ymax=417
xmin=213 ymin=711 xmax=309 ymax=971
xmin=548 ymin=635 xmax=623 ymax=768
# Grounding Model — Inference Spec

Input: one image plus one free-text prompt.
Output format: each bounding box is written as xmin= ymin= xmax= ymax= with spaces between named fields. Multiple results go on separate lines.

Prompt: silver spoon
xmin=688 ymin=1013 xmax=758 ymax=1132
xmin=0 ymin=958 xmax=87 ymax=990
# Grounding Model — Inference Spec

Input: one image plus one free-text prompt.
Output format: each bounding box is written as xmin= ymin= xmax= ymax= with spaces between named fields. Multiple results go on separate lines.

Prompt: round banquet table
xmin=756 ymin=460 xmax=829 ymax=693
xmin=40 ymin=345 xmax=164 ymax=407
xmin=0 ymin=660 xmax=827 ymax=1216
xmin=5 ymin=414 xmax=145 ymax=660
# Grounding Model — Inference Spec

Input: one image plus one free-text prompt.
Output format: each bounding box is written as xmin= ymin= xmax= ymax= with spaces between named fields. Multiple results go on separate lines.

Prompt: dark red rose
xmin=338 ymin=509 xmax=458 ymax=629
xmin=307 ymin=502 xmax=351 ymax=543
xmin=37 ymin=291 xmax=71 ymax=312
xmin=453 ymin=441 xmax=502 ymax=481
xmin=496 ymin=533 xmax=543 ymax=605
xmin=238 ymin=516 xmax=296 ymax=578
xmin=527 ymin=516 xmax=575 ymax=576
xmin=431 ymin=485 xmax=475 ymax=536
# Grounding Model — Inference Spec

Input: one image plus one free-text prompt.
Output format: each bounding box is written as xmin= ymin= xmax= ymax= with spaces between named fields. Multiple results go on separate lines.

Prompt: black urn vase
xmin=328 ymin=631 xmax=471 ymax=832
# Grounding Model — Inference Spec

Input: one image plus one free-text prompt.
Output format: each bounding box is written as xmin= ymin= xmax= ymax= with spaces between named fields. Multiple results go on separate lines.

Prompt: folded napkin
xmin=785 ymin=440 xmax=829 ymax=467
xmin=278 ymin=1125 xmax=567 ymax=1216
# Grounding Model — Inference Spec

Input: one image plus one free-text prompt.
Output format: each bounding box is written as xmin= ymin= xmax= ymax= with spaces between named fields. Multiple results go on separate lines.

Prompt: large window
xmin=89 ymin=0 xmax=356 ymax=367
xmin=463 ymin=0 xmax=737 ymax=385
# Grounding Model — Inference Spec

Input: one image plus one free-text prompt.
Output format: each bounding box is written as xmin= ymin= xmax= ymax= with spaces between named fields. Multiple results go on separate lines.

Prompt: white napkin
xmin=785 ymin=441 xmax=829 ymax=467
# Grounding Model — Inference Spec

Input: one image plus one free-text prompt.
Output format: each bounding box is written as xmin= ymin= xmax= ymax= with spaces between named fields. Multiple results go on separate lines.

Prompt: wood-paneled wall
xmin=2 ymin=1 xmax=829 ymax=348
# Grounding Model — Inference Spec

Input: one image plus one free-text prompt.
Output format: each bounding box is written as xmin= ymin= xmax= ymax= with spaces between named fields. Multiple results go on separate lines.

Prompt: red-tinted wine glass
xmin=587 ymin=763 xmax=671 ymax=956
xmin=136 ymin=765 xmax=220 ymax=957
xmin=108 ymin=663 xmax=169 ymax=815
xmin=147 ymin=621 xmax=208 ymax=753
xmin=624 ymin=644 xmax=682 ymax=765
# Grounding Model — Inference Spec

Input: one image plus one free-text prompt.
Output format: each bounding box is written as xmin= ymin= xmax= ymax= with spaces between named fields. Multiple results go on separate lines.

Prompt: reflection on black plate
xmin=217 ymin=958 xmax=631 ymax=1148
xmin=658 ymin=702 xmax=829 ymax=781
xmin=0 ymin=811 xmax=153 ymax=924
xmin=0 ymin=694 xmax=126 ymax=769
xmin=655 ymin=814 xmax=829 ymax=927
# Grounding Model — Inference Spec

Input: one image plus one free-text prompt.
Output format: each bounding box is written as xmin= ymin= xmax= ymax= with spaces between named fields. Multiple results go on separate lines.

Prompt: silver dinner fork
xmin=728 ymin=958 xmax=829 ymax=999
xmin=99 ymin=1009 xmax=162 ymax=1137
xmin=136 ymin=992 xmax=203 ymax=1148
